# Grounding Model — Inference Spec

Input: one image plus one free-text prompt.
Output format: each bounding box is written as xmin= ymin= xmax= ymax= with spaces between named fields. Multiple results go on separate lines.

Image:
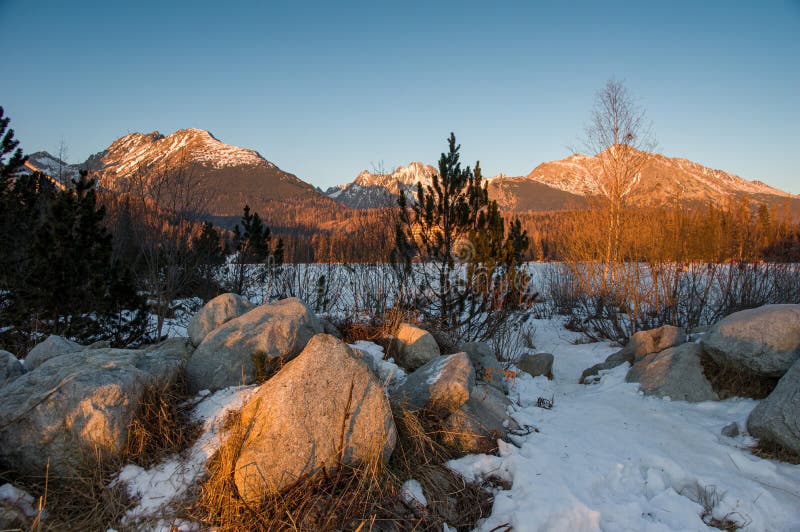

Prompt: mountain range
xmin=25 ymin=128 xmax=797 ymax=218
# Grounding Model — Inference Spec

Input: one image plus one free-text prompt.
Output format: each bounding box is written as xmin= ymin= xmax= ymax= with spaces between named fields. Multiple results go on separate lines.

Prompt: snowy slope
xmin=27 ymin=129 xmax=324 ymax=216
xmin=524 ymin=149 xmax=795 ymax=206
xmin=24 ymin=152 xmax=81 ymax=187
xmin=326 ymin=162 xmax=510 ymax=209
xmin=326 ymin=162 xmax=438 ymax=208
xmin=451 ymin=318 xmax=800 ymax=532
xmin=328 ymin=150 xmax=795 ymax=211
xmin=98 ymin=129 xmax=275 ymax=178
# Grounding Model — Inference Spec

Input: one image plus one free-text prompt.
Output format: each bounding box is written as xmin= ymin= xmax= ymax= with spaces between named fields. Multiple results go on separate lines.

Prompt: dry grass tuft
xmin=0 ymin=373 xmax=201 ymax=530
xmin=189 ymin=404 xmax=494 ymax=531
xmin=689 ymin=482 xmax=750 ymax=531
xmin=700 ymin=354 xmax=778 ymax=400
xmin=1 ymin=447 xmax=134 ymax=531
xmin=750 ymin=440 xmax=800 ymax=465
xmin=125 ymin=374 xmax=202 ymax=468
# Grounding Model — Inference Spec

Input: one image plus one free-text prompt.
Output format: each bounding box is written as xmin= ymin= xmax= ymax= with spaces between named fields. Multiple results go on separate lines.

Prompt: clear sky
xmin=2 ymin=0 xmax=798 ymax=192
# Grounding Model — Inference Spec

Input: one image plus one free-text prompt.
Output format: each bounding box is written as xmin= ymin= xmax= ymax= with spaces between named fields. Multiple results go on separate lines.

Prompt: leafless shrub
xmin=685 ymin=482 xmax=750 ymax=531
xmin=489 ymin=319 xmax=535 ymax=367
xmin=545 ymin=261 xmax=800 ymax=343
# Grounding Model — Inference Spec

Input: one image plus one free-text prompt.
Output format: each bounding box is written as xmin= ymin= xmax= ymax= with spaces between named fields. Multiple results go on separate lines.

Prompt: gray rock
xmin=185 ymin=297 xmax=323 ymax=393
xmin=0 ymin=339 xmax=191 ymax=479
xmin=0 ymin=351 xmax=24 ymax=386
xmin=702 ymin=304 xmax=800 ymax=377
xmin=721 ymin=422 xmax=740 ymax=438
xmin=518 ymin=352 xmax=554 ymax=379
xmin=233 ymin=334 xmax=396 ymax=502
xmin=441 ymin=383 xmax=519 ymax=453
xmin=461 ymin=341 xmax=510 ymax=392
xmin=393 ymin=323 xmax=440 ymax=371
xmin=187 ymin=293 xmax=255 ymax=347
xmin=626 ymin=343 xmax=716 ymax=402
xmin=24 ymin=335 xmax=82 ymax=370
xmin=747 ymin=358 xmax=800 ymax=455
xmin=391 ymin=353 xmax=474 ymax=416
xmin=87 ymin=340 xmax=111 ymax=349
xmin=581 ymin=325 xmax=687 ymax=383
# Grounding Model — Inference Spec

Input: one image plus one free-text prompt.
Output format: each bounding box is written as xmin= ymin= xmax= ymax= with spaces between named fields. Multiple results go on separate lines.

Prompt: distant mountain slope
xmin=90 ymin=129 xmax=322 ymax=216
xmin=327 ymin=149 xmax=796 ymax=213
xmin=325 ymin=162 xmax=438 ymax=208
xmin=28 ymin=132 xmax=796 ymax=218
xmin=29 ymin=129 xmax=327 ymax=217
xmin=25 ymin=151 xmax=81 ymax=187
xmin=488 ymin=176 xmax=586 ymax=212
xmin=524 ymin=149 xmax=794 ymax=207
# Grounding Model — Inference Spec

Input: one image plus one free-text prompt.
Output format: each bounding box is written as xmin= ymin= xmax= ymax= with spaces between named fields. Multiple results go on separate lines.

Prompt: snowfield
xmin=118 ymin=315 xmax=800 ymax=531
xmin=450 ymin=319 xmax=800 ymax=532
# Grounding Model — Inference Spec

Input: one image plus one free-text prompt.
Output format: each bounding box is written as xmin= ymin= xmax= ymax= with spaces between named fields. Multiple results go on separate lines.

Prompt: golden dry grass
xmin=1 ymin=374 xmax=201 ymax=531
xmin=188 ymin=404 xmax=494 ymax=531
xmin=750 ymin=440 xmax=800 ymax=465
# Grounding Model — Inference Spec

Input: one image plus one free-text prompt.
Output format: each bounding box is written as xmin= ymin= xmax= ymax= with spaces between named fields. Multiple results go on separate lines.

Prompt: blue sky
xmin=2 ymin=1 xmax=798 ymax=192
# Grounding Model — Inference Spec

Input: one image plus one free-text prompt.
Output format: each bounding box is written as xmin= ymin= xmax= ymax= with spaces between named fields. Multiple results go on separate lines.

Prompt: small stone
xmin=721 ymin=422 xmax=740 ymax=438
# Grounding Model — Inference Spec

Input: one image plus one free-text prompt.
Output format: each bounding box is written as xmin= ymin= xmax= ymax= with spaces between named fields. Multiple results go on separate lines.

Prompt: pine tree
xmin=0 ymin=106 xmax=26 ymax=187
xmin=192 ymin=221 xmax=226 ymax=298
xmin=229 ymin=204 xmax=279 ymax=295
xmin=13 ymin=172 xmax=145 ymax=342
xmin=395 ymin=133 xmax=533 ymax=341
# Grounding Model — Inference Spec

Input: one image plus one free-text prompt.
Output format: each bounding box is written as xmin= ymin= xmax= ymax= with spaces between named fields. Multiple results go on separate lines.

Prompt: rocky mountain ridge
xmin=25 ymin=130 xmax=796 ymax=215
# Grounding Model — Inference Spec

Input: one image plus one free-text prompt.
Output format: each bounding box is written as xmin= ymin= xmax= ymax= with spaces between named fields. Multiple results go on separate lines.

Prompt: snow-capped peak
xmin=101 ymin=128 xmax=274 ymax=177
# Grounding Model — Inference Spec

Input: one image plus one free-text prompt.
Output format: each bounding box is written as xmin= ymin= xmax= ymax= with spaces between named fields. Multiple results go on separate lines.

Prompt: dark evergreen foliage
xmin=191 ymin=221 xmax=227 ymax=298
xmin=8 ymin=172 xmax=147 ymax=344
xmin=395 ymin=133 xmax=533 ymax=341
xmin=228 ymin=204 xmax=282 ymax=295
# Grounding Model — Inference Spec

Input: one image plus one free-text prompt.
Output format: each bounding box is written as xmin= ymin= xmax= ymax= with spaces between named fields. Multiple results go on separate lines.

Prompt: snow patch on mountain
xmin=326 ymin=162 xmax=438 ymax=208
xmin=24 ymin=152 xmax=81 ymax=186
xmin=101 ymin=128 xmax=275 ymax=177
xmin=524 ymin=150 xmax=794 ymax=201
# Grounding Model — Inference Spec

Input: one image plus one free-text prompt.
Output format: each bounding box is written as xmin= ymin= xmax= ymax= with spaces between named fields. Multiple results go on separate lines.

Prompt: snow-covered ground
xmin=451 ymin=318 xmax=800 ymax=532
xmin=114 ymin=385 xmax=257 ymax=530
xmin=114 ymin=314 xmax=800 ymax=531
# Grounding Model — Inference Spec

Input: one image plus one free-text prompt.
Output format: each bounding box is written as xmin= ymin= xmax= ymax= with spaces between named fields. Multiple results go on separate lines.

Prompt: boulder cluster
xmin=0 ymin=294 xmax=525 ymax=516
xmin=581 ymin=304 xmax=800 ymax=456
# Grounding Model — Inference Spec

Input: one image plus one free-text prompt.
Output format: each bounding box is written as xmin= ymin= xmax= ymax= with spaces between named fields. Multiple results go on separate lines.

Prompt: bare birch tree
xmin=582 ymin=79 xmax=655 ymax=269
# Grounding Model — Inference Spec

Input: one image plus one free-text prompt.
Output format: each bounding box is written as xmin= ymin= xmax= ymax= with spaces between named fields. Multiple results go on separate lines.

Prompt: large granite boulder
xmin=233 ymin=334 xmax=396 ymax=503
xmin=702 ymin=304 xmax=800 ymax=377
xmin=581 ymin=325 xmax=687 ymax=383
xmin=625 ymin=343 xmax=716 ymax=402
xmin=185 ymin=297 xmax=323 ymax=393
xmin=391 ymin=353 xmax=474 ymax=416
xmin=187 ymin=293 xmax=255 ymax=346
xmin=24 ymin=335 xmax=83 ymax=370
xmin=441 ymin=383 xmax=519 ymax=453
xmin=0 ymin=338 xmax=192 ymax=479
xmin=0 ymin=351 xmax=24 ymax=386
xmin=393 ymin=323 xmax=440 ymax=371
xmin=747 ymin=358 xmax=800 ymax=455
